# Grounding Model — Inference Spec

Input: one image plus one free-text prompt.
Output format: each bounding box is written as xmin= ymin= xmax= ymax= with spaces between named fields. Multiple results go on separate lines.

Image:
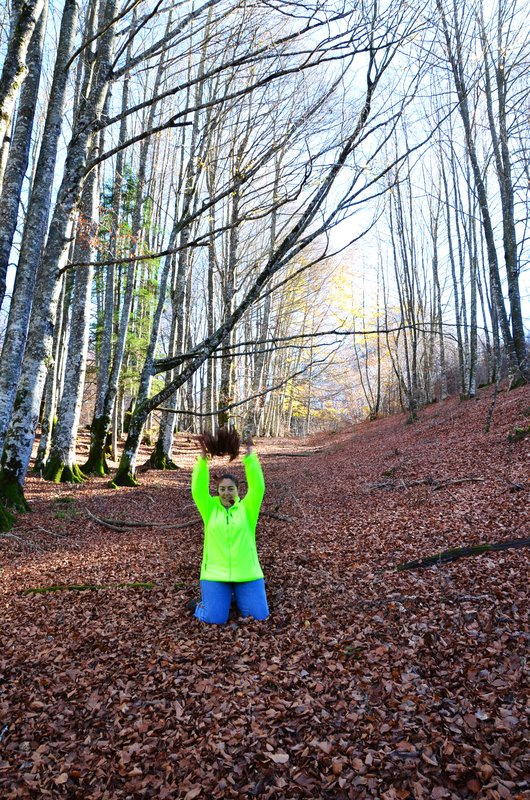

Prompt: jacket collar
xmin=213 ymin=496 xmax=240 ymax=511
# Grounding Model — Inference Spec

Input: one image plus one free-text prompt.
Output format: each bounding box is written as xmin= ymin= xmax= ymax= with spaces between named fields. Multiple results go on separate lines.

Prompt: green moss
xmin=141 ymin=442 xmax=180 ymax=471
xmin=53 ymin=495 xmax=75 ymax=506
xmin=43 ymin=453 xmax=64 ymax=483
xmin=0 ymin=505 xmax=16 ymax=532
xmin=52 ymin=494 xmax=79 ymax=520
xmin=82 ymin=416 xmax=111 ymax=476
xmin=82 ymin=451 xmax=110 ymax=477
xmin=60 ymin=464 xmax=87 ymax=484
xmin=0 ymin=476 xmax=30 ymax=514
xmin=508 ymin=424 xmax=530 ymax=443
xmin=108 ymin=468 xmax=139 ymax=488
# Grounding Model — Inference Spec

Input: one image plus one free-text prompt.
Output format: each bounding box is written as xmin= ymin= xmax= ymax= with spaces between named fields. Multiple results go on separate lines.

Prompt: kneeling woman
xmin=191 ymin=440 xmax=269 ymax=624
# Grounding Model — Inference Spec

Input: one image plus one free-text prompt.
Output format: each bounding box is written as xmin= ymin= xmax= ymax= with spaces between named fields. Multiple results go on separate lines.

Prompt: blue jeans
xmin=194 ymin=579 xmax=269 ymax=624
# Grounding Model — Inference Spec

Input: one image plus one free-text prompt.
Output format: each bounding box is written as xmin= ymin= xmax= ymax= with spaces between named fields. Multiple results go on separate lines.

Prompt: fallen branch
xmin=371 ymin=476 xmax=485 ymax=491
xmin=261 ymin=510 xmax=295 ymax=522
xmin=23 ymin=582 xmax=155 ymax=595
xmin=396 ymin=537 xmax=530 ymax=571
xmin=85 ymin=508 xmax=200 ymax=530
xmin=265 ymin=449 xmax=323 ymax=458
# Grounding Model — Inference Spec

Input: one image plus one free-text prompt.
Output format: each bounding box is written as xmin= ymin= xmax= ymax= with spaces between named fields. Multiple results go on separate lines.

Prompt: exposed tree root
xmin=85 ymin=508 xmax=200 ymax=530
xmin=23 ymin=582 xmax=155 ymax=595
xmin=396 ymin=537 xmax=530 ymax=571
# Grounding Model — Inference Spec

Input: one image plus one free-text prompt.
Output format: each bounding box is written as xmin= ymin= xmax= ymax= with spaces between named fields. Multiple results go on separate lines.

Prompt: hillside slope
xmin=1 ymin=384 xmax=529 ymax=799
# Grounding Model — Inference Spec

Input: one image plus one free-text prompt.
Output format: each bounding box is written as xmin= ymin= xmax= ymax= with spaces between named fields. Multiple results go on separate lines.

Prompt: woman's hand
xmin=244 ymin=438 xmax=254 ymax=455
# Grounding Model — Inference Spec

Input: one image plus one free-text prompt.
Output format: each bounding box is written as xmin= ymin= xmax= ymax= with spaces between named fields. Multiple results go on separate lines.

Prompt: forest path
xmin=1 ymin=385 xmax=529 ymax=799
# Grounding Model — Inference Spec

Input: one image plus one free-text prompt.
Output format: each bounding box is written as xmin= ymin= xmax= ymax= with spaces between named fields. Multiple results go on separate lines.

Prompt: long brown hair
xmin=198 ymin=427 xmax=241 ymax=461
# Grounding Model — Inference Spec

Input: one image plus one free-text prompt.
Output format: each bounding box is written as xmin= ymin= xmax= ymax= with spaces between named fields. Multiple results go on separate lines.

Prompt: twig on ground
xmin=356 ymin=593 xmax=497 ymax=608
xmin=261 ymin=510 xmax=295 ymax=522
xmin=34 ymin=525 xmax=69 ymax=538
xmin=371 ymin=476 xmax=485 ymax=491
xmin=0 ymin=532 xmax=24 ymax=542
xmin=85 ymin=508 xmax=200 ymax=530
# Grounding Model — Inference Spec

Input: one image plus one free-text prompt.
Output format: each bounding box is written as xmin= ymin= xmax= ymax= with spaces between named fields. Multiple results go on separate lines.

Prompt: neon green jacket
xmin=191 ymin=452 xmax=265 ymax=582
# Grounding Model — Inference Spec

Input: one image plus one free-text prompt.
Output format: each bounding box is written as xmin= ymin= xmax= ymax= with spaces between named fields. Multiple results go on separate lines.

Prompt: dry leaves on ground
xmin=0 ymin=385 xmax=529 ymax=799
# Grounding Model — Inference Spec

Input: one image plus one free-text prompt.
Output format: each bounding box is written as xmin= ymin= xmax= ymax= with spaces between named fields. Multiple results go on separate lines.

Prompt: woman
xmin=191 ymin=439 xmax=269 ymax=624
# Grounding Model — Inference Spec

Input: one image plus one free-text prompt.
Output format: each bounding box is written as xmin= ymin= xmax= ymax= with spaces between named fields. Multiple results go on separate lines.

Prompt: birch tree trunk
xmin=0 ymin=0 xmax=45 ymax=147
xmin=0 ymin=0 xmax=118 ymax=523
xmin=0 ymin=0 xmax=78 ymax=456
xmin=430 ymin=190 xmax=448 ymax=400
xmin=92 ymin=57 xmax=132 ymax=443
xmin=83 ymin=15 xmax=162 ymax=476
xmin=0 ymin=2 xmax=46 ymax=310
xmin=151 ymin=31 xmax=212 ymax=466
xmin=479 ymin=7 xmax=527 ymax=382
xmin=33 ymin=269 xmax=70 ymax=471
xmin=44 ymin=146 xmax=99 ymax=483
xmin=436 ymin=0 xmax=523 ymax=385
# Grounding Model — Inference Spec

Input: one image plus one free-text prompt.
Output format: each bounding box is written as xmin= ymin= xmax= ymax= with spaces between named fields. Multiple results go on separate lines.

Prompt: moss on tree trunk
xmin=44 ymin=456 xmax=87 ymax=483
xmin=82 ymin=415 xmax=110 ymax=476
xmin=0 ymin=505 xmax=16 ymax=531
xmin=140 ymin=440 xmax=180 ymax=471
xmin=44 ymin=454 xmax=87 ymax=483
xmin=0 ymin=473 xmax=30 ymax=530
xmin=109 ymin=468 xmax=139 ymax=488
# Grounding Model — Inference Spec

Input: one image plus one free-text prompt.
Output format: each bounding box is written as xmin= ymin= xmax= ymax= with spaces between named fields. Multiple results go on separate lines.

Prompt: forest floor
xmin=0 ymin=384 xmax=529 ymax=800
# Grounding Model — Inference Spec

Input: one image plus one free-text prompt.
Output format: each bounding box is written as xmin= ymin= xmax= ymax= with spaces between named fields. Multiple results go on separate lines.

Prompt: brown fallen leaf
xmin=268 ymin=752 xmax=289 ymax=764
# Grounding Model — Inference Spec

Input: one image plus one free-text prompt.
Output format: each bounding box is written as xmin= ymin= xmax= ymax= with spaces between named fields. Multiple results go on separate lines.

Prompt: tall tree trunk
xmin=0 ymin=0 xmax=118 ymax=520
xmin=0 ymin=0 xmax=45 ymax=147
xmin=436 ymin=0 xmax=523 ymax=385
xmin=92 ymin=60 xmax=131 ymax=448
xmin=480 ymin=9 xmax=527 ymax=381
xmin=0 ymin=2 xmax=46 ymax=310
xmin=33 ymin=269 xmax=71 ymax=471
xmin=83 ymin=15 xmax=161 ymax=476
xmin=44 ymin=143 xmax=99 ymax=483
xmin=0 ymin=0 xmax=78 ymax=455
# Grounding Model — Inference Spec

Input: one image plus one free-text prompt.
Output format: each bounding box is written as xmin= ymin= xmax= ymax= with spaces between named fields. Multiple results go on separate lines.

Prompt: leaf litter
xmin=0 ymin=386 xmax=529 ymax=799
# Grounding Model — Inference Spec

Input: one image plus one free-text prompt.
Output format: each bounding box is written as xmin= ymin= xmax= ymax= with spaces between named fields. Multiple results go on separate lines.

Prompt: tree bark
xmin=44 ymin=143 xmax=99 ymax=483
xmin=0 ymin=0 xmax=45 ymax=147
xmin=0 ymin=0 xmax=118 ymax=515
xmin=0 ymin=2 xmax=46 ymax=310
xmin=0 ymin=0 xmax=79 ymax=455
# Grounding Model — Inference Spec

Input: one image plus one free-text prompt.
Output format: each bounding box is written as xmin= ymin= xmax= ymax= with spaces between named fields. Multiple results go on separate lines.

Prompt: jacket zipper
xmin=226 ymin=508 xmax=232 ymax=580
